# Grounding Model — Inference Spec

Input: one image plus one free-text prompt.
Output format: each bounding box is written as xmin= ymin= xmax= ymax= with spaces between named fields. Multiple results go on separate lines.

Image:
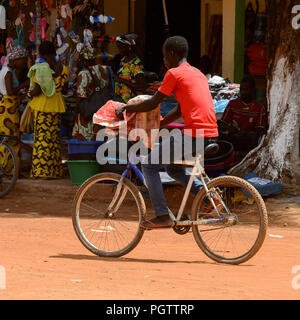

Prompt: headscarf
xmin=27 ymin=63 xmax=56 ymax=97
xmin=7 ymin=46 xmax=27 ymax=61
xmin=116 ymin=33 xmax=138 ymax=47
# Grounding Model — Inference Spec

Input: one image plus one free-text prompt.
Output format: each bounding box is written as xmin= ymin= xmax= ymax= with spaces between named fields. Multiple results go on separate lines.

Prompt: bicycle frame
xmin=117 ymin=153 xmax=230 ymax=226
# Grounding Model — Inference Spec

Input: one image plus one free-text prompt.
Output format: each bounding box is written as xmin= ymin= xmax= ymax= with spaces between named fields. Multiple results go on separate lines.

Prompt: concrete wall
xmin=103 ymin=0 xmax=265 ymax=81
xmin=222 ymin=0 xmax=236 ymax=81
xmin=202 ymin=0 xmax=265 ymax=82
xmin=104 ymin=0 xmax=129 ymax=55
xmin=200 ymin=0 xmax=238 ymax=81
xmin=201 ymin=0 xmax=223 ymax=56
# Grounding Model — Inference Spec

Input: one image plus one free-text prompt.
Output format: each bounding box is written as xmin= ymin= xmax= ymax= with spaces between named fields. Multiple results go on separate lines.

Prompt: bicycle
xmin=72 ymin=143 xmax=268 ymax=265
xmin=0 ymin=134 xmax=20 ymax=198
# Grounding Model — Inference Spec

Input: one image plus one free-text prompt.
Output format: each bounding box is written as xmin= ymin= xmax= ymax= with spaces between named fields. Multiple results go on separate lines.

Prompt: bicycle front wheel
xmin=0 ymin=141 xmax=19 ymax=198
xmin=72 ymin=173 xmax=146 ymax=257
xmin=191 ymin=175 xmax=268 ymax=264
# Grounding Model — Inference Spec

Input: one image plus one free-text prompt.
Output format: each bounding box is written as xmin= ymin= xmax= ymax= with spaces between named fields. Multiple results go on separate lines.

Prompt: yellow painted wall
xmin=104 ymin=0 xmax=129 ymax=55
xmin=222 ymin=0 xmax=236 ymax=81
xmin=104 ymin=0 xmax=265 ymax=78
xmin=201 ymin=0 xmax=265 ymax=81
xmin=201 ymin=0 xmax=223 ymax=56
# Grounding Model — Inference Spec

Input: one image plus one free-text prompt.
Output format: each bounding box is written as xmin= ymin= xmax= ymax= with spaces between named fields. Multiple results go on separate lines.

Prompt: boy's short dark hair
xmin=39 ymin=41 xmax=56 ymax=56
xmin=241 ymin=74 xmax=256 ymax=90
xmin=163 ymin=36 xmax=189 ymax=58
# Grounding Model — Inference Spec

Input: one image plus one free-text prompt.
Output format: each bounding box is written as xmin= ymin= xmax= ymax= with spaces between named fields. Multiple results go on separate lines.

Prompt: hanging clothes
xmin=0 ymin=5 xmax=6 ymax=30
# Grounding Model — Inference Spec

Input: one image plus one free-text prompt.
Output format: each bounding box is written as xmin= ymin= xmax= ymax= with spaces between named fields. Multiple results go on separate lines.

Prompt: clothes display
xmin=0 ymin=5 xmax=6 ymax=30
xmin=205 ymin=75 xmax=240 ymax=117
xmin=246 ymin=43 xmax=267 ymax=76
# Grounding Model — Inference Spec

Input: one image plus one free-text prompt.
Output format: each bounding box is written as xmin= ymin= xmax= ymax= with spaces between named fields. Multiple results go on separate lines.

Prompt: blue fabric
xmin=160 ymin=101 xmax=177 ymax=117
xmin=213 ymin=99 xmax=230 ymax=114
xmin=244 ymin=172 xmax=282 ymax=197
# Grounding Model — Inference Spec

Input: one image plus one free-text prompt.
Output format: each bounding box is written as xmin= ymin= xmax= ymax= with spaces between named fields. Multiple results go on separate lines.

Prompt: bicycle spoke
xmin=73 ymin=173 xmax=145 ymax=257
xmin=192 ymin=176 xmax=267 ymax=264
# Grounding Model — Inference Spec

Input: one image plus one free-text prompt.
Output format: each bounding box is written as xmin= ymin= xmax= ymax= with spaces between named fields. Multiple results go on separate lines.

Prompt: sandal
xmin=140 ymin=214 xmax=174 ymax=229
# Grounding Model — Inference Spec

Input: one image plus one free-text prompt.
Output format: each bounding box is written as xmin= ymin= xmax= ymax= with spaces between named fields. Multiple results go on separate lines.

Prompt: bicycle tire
xmin=191 ymin=175 xmax=268 ymax=265
xmin=0 ymin=141 xmax=19 ymax=198
xmin=72 ymin=172 xmax=146 ymax=257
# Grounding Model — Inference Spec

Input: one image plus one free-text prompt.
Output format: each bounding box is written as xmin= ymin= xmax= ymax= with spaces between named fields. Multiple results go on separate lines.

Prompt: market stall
xmin=0 ymin=0 xmax=119 ymax=177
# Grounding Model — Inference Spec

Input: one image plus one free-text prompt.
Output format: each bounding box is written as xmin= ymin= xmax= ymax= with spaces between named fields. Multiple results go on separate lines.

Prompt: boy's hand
xmin=115 ymin=105 xmax=126 ymax=119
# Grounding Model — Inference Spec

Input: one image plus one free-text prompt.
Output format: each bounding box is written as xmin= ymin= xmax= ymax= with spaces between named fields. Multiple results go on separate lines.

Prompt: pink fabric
xmin=93 ymin=96 xmax=162 ymax=148
xmin=40 ymin=17 xmax=47 ymax=41
xmin=124 ymin=96 xmax=162 ymax=148
xmin=1 ymin=55 xmax=8 ymax=67
xmin=167 ymin=122 xmax=184 ymax=128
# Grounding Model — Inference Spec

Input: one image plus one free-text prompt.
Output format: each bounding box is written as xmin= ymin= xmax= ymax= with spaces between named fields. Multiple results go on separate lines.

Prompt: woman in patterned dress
xmin=0 ymin=46 xmax=28 ymax=170
xmin=114 ymin=33 xmax=146 ymax=103
xmin=28 ymin=41 xmax=69 ymax=179
xmin=72 ymin=45 xmax=111 ymax=141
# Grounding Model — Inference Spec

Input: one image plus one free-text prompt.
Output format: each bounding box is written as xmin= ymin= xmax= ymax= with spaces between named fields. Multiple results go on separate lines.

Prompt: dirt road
xmin=0 ymin=179 xmax=299 ymax=300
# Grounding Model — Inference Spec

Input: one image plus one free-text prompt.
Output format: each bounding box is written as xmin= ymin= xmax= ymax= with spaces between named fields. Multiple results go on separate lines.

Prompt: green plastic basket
xmin=67 ymin=160 xmax=101 ymax=185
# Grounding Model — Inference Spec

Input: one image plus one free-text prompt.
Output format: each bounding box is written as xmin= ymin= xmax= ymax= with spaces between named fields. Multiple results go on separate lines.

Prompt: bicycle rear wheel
xmin=0 ymin=141 xmax=19 ymax=198
xmin=191 ymin=175 xmax=268 ymax=264
xmin=72 ymin=172 xmax=146 ymax=257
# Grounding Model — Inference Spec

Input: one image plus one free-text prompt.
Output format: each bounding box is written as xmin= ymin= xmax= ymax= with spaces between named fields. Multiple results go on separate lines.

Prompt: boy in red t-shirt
xmin=219 ymin=75 xmax=266 ymax=153
xmin=115 ymin=36 xmax=218 ymax=229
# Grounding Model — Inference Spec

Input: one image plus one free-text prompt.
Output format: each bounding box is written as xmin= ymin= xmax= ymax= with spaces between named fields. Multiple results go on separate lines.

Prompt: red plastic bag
xmin=93 ymin=100 xmax=126 ymax=130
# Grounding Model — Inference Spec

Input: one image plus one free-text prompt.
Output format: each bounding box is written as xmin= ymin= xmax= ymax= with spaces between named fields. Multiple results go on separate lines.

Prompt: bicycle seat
xmin=172 ymin=143 xmax=219 ymax=166
xmin=204 ymin=143 xmax=219 ymax=156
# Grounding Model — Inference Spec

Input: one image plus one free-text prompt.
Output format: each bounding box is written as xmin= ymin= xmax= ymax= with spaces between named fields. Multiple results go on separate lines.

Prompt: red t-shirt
xmin=158 ymin=62 xmax=218 ymax=138
xmin=222 ymin=98 xmax=266 ymax=131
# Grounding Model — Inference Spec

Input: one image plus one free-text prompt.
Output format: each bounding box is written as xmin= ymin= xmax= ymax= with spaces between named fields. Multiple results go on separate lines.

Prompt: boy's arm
xmin=115 ymin=91 xmax=167 ymax=118
xmin=160 ymin=104 xmax=181 ymax=128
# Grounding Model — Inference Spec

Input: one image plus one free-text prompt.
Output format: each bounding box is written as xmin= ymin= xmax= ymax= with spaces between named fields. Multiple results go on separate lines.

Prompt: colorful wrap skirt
xmin=30 ymin=111 xmax=63 ymax=179
xmin=0 ymin=96 xmax=21 ymax=169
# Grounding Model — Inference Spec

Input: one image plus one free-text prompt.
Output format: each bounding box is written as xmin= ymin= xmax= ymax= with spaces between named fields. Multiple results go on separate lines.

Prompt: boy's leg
xmin=166 ymin=164 xmax=203 ymax=196
xmin=166 ymin=133 xmax=205 ymax=195
xmin=140 ymin=131 xmax=205 ymax=228
xmin=141 ymin=163 xmax=170 ymax=216
xmin=140 ymin=132 xmax=182 ymax=228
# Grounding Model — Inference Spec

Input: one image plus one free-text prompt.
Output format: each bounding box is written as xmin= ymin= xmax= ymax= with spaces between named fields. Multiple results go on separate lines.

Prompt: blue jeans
xmin=141 ymin=130 xmax=217 ymax=216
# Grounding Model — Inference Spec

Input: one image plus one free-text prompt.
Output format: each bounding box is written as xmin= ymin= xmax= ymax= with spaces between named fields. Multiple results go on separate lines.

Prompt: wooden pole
xmin=234 ymin=0 xmax=245 ymax=83
xmin=130 ymin=0 xmax=135 ymax=32
xmin=35 ymin=0 xmax=41 ymax=59
xmin=162 ymin=0 xmax=169 ymax=26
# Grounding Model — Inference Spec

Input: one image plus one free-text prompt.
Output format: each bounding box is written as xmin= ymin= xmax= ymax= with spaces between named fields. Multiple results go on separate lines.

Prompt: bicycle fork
xmin=105 ymin=177 xmax=128 ymax=218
